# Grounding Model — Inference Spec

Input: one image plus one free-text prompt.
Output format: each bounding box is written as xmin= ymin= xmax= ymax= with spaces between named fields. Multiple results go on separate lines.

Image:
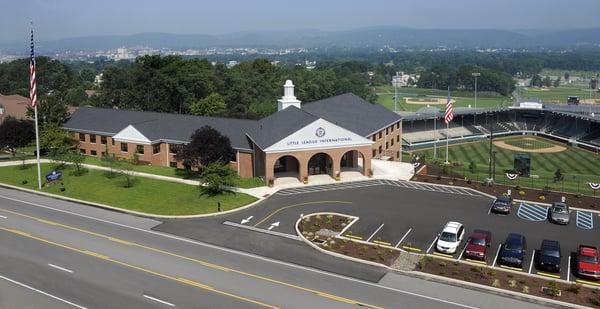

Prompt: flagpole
xmin=445 ymin=121 xmax=449 ymax=164
xmin=433 ymin=117 xmax=437 ymax=159
xmin=34 ymin=105 xmax=41 ymax=189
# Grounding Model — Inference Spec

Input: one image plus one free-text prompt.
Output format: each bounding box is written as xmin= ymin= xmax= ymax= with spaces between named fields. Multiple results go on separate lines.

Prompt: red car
xmin=464 ymin=230 xmax=491 ymax=260
xmin=577 ymin=245 xmax=600 ymax=279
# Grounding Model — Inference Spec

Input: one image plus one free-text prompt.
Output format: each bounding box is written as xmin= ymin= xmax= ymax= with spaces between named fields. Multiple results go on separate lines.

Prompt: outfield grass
xmin=519 ymin=85 xmax=600 ymax=103
xmin=409 ymin=136 xmax=600 ymax=195
xmin=82 ymin=156 xmax=265 ymax=188
xmin=374 ymin=86 xmax=510 ymax=112
xmin=0 ymin=164 xmax=257 ymax=216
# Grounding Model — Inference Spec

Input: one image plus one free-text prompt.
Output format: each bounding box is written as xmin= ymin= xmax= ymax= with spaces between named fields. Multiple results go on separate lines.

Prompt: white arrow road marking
xmin=267 ymin=221 xmax=280 ymax=231
xmin=240 ymin=216 xmax=253 ymax=224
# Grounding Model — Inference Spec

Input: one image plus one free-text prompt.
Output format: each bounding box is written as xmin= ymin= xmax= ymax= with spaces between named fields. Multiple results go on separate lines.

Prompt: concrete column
xmin=332 ymin=154 xmax=341 ymax=179
xmin=299 ymin=158 xmax=308 ymax=182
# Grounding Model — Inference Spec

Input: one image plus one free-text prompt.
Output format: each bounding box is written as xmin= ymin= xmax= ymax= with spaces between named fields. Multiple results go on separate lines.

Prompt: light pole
xmin=472 ymin=72 xmax=480 ymax=123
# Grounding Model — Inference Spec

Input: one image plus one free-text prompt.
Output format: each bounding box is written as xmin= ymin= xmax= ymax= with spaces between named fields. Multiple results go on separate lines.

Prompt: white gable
xmin=112 ymin=125 xmax=151 ymax=145
xmin=264 ymin=118 xmax=373 ymax=153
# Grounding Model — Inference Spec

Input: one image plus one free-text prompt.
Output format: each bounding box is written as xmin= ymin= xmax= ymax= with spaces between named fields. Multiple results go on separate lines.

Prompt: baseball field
xmin=409 ymin=136 xmax=600 ymax=195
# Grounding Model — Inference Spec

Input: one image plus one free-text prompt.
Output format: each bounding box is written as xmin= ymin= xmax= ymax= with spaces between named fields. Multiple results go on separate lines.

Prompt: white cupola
xmin=277 ymin=80 xmax=301 ymax=111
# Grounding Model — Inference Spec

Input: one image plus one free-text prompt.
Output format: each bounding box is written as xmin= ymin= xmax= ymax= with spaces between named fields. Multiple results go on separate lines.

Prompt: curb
xmin=0 ymin=182 xmax=263 ymax=219
xmin=403 ymin=270 xmax=590 ymax=309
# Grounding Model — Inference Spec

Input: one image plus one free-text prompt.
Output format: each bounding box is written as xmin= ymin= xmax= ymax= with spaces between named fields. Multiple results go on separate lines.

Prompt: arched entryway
xmin=340 ymin=150 xmax=365 ymax=174
xmin=273 ymin=155 xmax=300 ymax=183
xmin=307 ymin=153 xmax=333 ymax=177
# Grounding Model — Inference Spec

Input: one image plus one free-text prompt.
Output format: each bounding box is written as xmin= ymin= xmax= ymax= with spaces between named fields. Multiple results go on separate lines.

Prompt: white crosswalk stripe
xmin=576 ymin=211 xmax=594 ymax=230
xmin=517 ymin=202 xmax=548 ymax=221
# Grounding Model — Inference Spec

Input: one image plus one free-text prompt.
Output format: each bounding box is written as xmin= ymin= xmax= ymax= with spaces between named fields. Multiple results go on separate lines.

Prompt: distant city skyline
xmin=1 ymin=0 xmax=600 ymax=43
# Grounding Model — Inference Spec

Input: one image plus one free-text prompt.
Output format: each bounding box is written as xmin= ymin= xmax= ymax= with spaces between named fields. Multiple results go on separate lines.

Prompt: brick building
xmin=63 ymin=80 xmax=402 ymax=184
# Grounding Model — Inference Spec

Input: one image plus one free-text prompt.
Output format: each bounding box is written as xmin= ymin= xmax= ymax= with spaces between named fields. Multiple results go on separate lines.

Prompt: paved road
xmin=0 ymin=187 xmax=548 ymax=309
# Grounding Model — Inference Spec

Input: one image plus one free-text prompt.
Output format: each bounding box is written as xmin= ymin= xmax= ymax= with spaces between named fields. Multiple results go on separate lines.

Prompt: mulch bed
xmin=413 ymin=174 xmax=600 ymax=210
xmin=298 ymin=214 xmax=400 ymax=266
xmin=420 ymin=256 xmax=600 ymax=308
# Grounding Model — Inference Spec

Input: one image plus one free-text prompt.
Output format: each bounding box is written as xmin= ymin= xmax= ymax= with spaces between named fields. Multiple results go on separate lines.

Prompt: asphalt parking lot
xmin=208 ymin=180 xmax=600 ymax=285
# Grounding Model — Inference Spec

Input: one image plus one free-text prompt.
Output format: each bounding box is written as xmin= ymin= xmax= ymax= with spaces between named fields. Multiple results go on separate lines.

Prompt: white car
xmin=436 ymin=221 xmax=465 ymax=254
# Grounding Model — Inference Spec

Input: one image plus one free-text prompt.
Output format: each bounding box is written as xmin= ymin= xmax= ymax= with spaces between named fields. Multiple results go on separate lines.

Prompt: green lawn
xmin=83 ymin=156 xmax=265 ymax=188
xmin=374 ymin=86 xmax=510 ymax=112
xmin=519 ymin=85 xmax=600 ymax=104
xmin=409 ymin=136 xmax=600 ymax=195
xmin=0 ymin=164 xmax=257 ymax=216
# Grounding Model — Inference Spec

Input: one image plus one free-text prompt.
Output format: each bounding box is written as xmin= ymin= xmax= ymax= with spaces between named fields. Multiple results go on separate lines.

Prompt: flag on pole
xmin=444 ymin=91 xmax=453 ymax=124
xmin=30 ymin=25 xmax=37 ymax=107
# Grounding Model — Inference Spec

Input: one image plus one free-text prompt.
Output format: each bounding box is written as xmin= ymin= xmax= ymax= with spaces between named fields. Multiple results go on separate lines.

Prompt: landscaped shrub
xmin=519 ymin=190 xmax=526 ymax=196
xmin=539 ymin=195 xmax=546 ymax=201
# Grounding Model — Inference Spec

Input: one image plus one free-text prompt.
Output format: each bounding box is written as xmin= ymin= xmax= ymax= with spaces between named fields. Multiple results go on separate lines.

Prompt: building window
xmin=90 ymin=135 xmax=96 ymax=144
xmin=386 ymin=142 xmax=389 ymax=149
xmin=153 ymin=144 xmax=160 ymax=154
xmin=121 ymin=143 xmax=128 ymax=152
xmin=136 ymin=145 xmax=144 ymax=155
xmin=386 ymin=127 xmax=389 ymax=134
xmin=391 ymin=125 xmax=394 ymax=132
xmin=372 ymin=149 xmax=376 ymax=157
xmin=169 ymin=162 xmax=177 ymax=168
xmin=80 ymin=148 xmax=86 ymax=154
xmin=91 ymin=150 xmax=97 ymax=156
xmin=397 ymin=151 xmax=400 ymax=158
xmin=101 ymin=136 xmax=107 ymax=145
xmin=397 ymin=122 xmax=400 ymax=129
xmin=169 ymin=144 xmax=181 ymax=154
xmin=396 ymin=135 xmax=399 ymax=142
xmin=111 ymin=138 xmax=115 ymax=146
xmin=79 ymin=133 xmax=85 ymax=142
xmin=378 ymin=145 xmax=382 ymax=154
xmin=378 ymin=132 xmax=382 ymax=139
xmin=391 ymin=139 xmax=394 ymax=146
xmin=372 ymin=135 xmax=376 ymax=141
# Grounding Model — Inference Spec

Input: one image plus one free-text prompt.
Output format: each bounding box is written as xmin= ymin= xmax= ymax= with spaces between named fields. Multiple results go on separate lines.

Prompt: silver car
xmin=549 ymin=202 xmax=570 ymax=225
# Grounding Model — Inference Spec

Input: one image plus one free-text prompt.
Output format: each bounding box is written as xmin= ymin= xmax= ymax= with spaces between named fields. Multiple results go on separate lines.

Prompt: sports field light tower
xmin=472 ymin=72 xmax=480 ymax=122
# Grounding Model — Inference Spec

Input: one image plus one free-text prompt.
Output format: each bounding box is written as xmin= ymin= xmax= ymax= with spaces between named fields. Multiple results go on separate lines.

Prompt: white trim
xmin=112 ymin=125 xmax=152 ymax=145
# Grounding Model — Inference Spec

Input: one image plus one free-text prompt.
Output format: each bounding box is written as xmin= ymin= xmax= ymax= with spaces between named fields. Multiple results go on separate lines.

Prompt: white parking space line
xmin=48 ymin=263 xmax=73 ymax=274
xmin=0 ymin=274 xmax=88 ymax=309
xmin=528 ymin=251 xmax=535 ymax=274
xmin=457 ymin=244 xmax=467 ymax=261
xmin=366 ymin=223 xmax=385 ymax=242
xmin=426 ymin=236 xmax=438 ymax=254
xmin=567 ymin=256 xmax=571 ymax=282
xmin=0 ymin=215 xmax=6 ymax=219
xmin=492 ymin=244 xmax=502 ymax=267
xmin=143 ymin=294 xmax=176 ymax=307
xmin=487 ymin=202 xmax=494 ymax=215
xmin=395 ymin=228 xmax=413 ymax=248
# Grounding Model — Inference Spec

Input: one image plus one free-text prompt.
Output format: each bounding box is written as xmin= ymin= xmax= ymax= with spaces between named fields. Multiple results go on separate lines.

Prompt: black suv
xmin=491 ymin=195 xmax=513 ymax=214
xmin=537 ymin=240 xmax=561 ymax=272
xmin=499 ymin=233 xmax=527 ymax=268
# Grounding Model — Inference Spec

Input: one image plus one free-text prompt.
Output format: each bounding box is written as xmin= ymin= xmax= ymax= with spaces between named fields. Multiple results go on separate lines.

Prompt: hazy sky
xmin=1 ymin=0 xmax=599 ymax=42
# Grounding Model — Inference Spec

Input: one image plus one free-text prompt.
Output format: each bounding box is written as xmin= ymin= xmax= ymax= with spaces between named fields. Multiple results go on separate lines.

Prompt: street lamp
xmin=472 ymin=72 xmax=481 ymax=123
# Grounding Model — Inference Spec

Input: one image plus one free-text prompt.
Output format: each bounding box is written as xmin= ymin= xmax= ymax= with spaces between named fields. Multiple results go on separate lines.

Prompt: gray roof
xmin=301 ymin=93 xmax=401 ymax=136
xmin=62 ymin=107 xmax=257 ymax=151
xmin=246 ymin=106 xmax=318 ymax=150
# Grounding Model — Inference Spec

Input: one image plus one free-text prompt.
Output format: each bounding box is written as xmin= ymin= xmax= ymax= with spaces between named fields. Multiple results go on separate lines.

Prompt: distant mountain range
xmin=2 ymin=27 xmax=600 ymax=53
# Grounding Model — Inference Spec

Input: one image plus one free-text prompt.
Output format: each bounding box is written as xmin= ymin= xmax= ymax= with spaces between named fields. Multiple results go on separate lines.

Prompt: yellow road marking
xmin=347 ymin=235 xmax=363 ymax=240
xmin=0 ymin=227 xmax=278 ymax=309
xmin=433 ymin=252 xmax=454 ymax=258
xmin=537 ymin=272 xmax=560 ymax=279
xmin=373 ymin=240 xmax=392 ymax=246
xmin=253 ymin=201 xmax=352 ymax=227
xmin=402 ymin=246 xmax=422 ymax=252
xmin=499 ymin=265 xmax=523 ymax=272
xmin=576 ymin=279 xmax=600 ymax=287
xmin=465 ymin=259 xmax=487 ymax=265
xmin=0 ymin=207 xmax=382 ymax=309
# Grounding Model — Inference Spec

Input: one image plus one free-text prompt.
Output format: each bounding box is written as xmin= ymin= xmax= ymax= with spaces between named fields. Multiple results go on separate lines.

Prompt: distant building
xmin=304 ymin=60 xmax=316 ymax=70
xmin=226 ymin=60 xmax=239 ymax=68
xmin=0 ymin=94 xmax=30 ymax=124
xmin=94 ymin=73 xmax=103 ymax=86
xmin=391 ymin=72 xmax=413 ymax=87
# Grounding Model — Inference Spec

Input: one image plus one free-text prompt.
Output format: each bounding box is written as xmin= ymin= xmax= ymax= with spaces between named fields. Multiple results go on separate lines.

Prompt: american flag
xmin=29 ymin=24 xmax=37 ymax=108
xmin=444 ymin=89 xmax=453 ymax=124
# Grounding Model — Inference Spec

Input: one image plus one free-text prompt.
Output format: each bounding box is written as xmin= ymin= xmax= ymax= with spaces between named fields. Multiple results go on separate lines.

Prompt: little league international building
xmin=63 ymin=81 xmax=402 ymax=184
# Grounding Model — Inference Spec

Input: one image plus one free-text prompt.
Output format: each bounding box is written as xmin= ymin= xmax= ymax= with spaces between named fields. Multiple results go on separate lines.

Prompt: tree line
xmin=415 ymin=64 xmax=515 ymax=96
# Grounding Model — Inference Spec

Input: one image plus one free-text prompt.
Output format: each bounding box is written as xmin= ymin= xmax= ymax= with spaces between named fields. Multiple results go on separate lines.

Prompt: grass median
xmin=0 ymin=163 xmax=257 ymax=216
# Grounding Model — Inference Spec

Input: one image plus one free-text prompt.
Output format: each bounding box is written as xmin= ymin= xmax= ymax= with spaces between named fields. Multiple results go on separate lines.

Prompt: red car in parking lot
xmin=464 ymin=230 xmax=491 ymax=260
xmin=577 ymin=245 xmax=600 ymax=279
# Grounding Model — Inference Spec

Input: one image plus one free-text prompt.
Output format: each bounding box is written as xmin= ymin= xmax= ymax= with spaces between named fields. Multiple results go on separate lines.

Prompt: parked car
xmin=577 ymin=245 xmax=600 ymax=279
xmin=464 ymin=230 xmax=492 ymax=260
xmin=436 ymin=221 xmax=465 ymax=254
xmin=537 ymin=240 xmax=561 ymax=272
xmin=498 ymin=233 xmax=527 ymax=268
xmin=491 ymin=195 xmax=513 ymax=214
xmin=549 ymin=202 xmax=570 ymax=225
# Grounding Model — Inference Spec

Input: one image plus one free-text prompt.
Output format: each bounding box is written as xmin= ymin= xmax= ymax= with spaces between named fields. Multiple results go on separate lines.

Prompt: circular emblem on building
xmin=315 ymin=127 xmax=326 ymax=137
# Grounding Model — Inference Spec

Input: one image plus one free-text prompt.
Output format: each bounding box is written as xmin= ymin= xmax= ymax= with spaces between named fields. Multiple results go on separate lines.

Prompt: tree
xmin=175 ymin=126 xmax=234 ymax=170
xmin=40 ymin=124 xmax=78 ymax=158
xmin=554 ymin=168 xmax=564 ymax=183
xmin=529 ymin=74 xmax=543 ymax=87
xmin=553 ymin=77 xmax=561 ymax=88
xmin=62 ymin=150 xmax=86 ymax=176
xmin=542 ymin=76 xmax=552 ymax=88
xmin=199 ymin=162 xmax=238 ymax=195
xmin=101 ymin=146 xmax=121 ymax=178
xmin=120 ymin=157 xmax=137 ymax=188
xmin=591 ymin=78 xmax=598 ymax=90
xmin=0 ymin=117 xmax=34 ymax=157
xmin=468 ymin=161 xmax=477 ymax=174
xmin=564 ymin=72 xmax=570 ymax=81
xmin=190 ymin=93 xmax=226 ymax=116
xmin=26 ymin=94 xmax=70 ymax=126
